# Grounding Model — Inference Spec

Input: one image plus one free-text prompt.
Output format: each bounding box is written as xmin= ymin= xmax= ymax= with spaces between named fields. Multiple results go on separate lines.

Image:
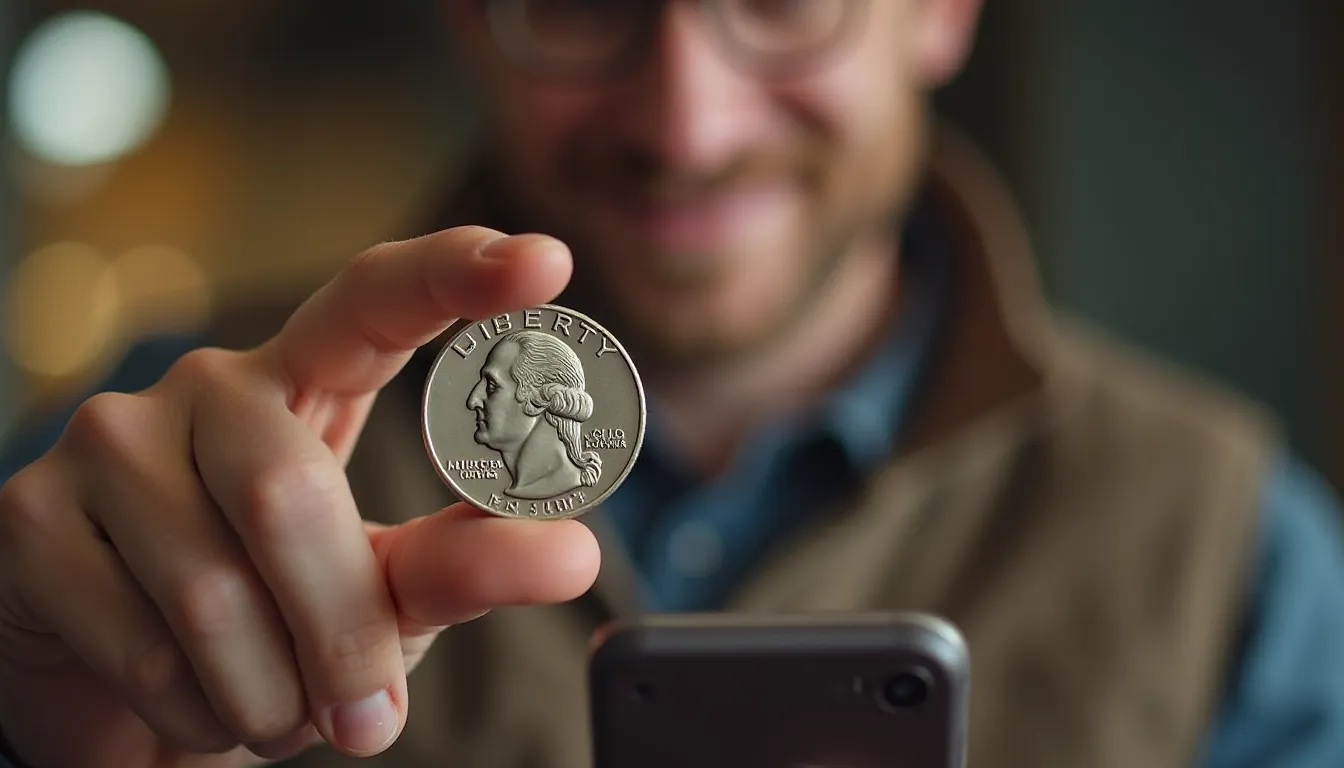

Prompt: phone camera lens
xmin=880 ymin=670 xmax=931 ymax=710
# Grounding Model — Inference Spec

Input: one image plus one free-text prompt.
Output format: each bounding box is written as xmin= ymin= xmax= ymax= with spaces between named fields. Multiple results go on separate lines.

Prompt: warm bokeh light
xmin=112 ymin=245 xmax=213 ymax=333
xmin=8 ymin=11 xmax=170 ymax=167
xmin=3 ymin=242 xmax=122 ymax=379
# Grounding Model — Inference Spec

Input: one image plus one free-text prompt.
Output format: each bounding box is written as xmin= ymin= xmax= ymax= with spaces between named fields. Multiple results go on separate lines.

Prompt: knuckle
xmin=125 ymin=643 xmax=239 ymax=753
xmin=62 ymin=392 xmax=143 ymax=457
xmin=316 ymin=617 xmax=399 ymax=685
xmin=242 ymin=461 xmax=345 ymax=539
xmin=48 ymin=392 xmax=177 ymax=525
xmin=172 ymin=567 xmax=254 ymax=643
xmin=165 ymin=347 xmax=238 ymax=388
xmin=125 ymin=640 xmax=188 ymax=705
xmin=158 ymin=570 xmax=306 ymax=744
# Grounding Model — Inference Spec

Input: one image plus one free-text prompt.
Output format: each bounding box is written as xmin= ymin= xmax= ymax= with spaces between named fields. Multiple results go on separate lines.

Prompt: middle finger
xmin=190 ymin=368 xmax=406 ymax=758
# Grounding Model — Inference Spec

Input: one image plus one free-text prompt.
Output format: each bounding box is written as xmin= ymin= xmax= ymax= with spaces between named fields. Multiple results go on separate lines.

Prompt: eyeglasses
xmin=483 ymin=0 xmax=869 ymax=80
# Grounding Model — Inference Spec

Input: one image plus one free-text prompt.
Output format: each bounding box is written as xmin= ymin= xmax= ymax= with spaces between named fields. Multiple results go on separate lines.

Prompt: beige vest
xmin=224 ymin=129 xmax=1274 ymax=767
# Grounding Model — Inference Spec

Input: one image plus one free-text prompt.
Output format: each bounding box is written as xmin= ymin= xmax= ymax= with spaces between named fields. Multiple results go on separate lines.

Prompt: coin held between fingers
xmin=422 ymin=304 xmax=645 ymax=520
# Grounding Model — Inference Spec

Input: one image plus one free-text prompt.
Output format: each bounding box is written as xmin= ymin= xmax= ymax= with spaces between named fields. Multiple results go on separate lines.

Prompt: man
xmin=2 ymin=1 xmax=1343 ymax=766
xmin=467 ymin=330 xmax=603 ymax=500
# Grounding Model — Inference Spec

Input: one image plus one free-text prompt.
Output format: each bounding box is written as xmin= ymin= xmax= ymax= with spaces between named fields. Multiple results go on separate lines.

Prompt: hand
xmin=0 ymin=228 xmax=601 ymax=767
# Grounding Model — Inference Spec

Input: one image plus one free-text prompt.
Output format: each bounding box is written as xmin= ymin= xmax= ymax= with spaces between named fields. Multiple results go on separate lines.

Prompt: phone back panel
xmin=589 ymin=613 xmax=970 ymax=768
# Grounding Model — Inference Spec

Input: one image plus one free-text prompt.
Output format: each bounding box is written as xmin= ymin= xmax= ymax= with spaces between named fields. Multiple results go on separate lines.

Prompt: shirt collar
xmin=630 ymin=196 xmax=953 ymax=486
xmin=815 ymin=198 xmax=952 ymax=474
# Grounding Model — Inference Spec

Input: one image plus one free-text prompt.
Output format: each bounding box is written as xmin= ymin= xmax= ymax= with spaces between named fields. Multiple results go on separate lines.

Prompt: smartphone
xmin=588 ymin=611 xmax=970 ymax=768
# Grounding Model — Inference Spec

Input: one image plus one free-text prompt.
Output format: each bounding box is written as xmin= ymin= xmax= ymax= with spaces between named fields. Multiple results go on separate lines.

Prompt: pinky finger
xmin=7 ymin=483 xmax=235 ymax=752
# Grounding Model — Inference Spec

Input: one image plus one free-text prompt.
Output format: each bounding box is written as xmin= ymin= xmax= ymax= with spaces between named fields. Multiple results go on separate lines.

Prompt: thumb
xmin=366 ymin=504 xmax=601 ymax=634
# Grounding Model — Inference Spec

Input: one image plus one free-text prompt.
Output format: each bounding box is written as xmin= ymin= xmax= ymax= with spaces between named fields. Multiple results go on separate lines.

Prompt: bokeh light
xmin=3 ymin=243 xmax=122 ymax=379
xmin=112 ymin=245 xmax=213 ymax=332
xmin=8 ymin=11 xmax=171 ymax=167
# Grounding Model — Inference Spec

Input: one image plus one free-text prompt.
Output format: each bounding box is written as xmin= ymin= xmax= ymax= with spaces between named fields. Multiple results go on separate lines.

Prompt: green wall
xmin=945 ymin=0 xmax=1331 ymax=468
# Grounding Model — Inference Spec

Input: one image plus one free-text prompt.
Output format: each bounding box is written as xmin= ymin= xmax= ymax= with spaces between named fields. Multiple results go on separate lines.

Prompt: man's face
xmin=458 ymin=0 xmax=978 ymax=362
xmin=467 ymin=341 xmax=537 ymax=451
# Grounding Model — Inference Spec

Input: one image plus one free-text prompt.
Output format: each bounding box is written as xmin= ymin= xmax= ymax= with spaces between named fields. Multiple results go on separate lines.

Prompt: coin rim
xmin=420 ymin=303 xmax=647 ymax=520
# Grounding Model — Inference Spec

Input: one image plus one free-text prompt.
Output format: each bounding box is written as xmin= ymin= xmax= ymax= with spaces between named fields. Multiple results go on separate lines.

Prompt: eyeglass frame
xmin=481 ymin=0 xmax=872 ymax=82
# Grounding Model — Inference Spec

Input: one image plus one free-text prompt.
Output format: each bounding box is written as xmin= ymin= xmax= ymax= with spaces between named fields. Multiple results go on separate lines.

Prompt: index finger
xmin=263 ymin=227 xmax=572 ymax=395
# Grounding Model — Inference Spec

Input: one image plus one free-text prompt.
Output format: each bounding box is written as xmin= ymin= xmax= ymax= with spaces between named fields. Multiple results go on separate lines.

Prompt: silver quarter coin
xmin=422 ymin=304 xmax=646 ymax=520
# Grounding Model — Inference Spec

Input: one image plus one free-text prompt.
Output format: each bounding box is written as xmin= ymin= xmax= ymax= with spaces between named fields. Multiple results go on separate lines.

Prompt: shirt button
xmin=666 ymin=521 xmax=724 ymax=578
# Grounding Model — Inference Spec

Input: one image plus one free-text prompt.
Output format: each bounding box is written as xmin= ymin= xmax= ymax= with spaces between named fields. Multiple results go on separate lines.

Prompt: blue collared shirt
xmin=1 ymin=224 xmax=1342 ymax=766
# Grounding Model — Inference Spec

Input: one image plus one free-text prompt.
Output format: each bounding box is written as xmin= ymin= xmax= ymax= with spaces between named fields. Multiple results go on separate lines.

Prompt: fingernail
xmin=330 ymin=689 xmax=397 ymax=755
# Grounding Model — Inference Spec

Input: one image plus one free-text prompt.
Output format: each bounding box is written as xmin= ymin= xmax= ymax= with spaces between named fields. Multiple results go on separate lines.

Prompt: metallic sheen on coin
xmin=422 ymin=304 xmax=646 ymax=520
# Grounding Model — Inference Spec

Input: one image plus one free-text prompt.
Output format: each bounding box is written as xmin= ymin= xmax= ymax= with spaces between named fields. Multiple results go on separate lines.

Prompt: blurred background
xmin=0 ymin=0 xmax=1340 ymax=492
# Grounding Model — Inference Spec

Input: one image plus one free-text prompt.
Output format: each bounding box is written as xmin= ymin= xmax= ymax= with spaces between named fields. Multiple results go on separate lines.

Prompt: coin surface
xmin=422 ymin=304 xmax=646 ymax=520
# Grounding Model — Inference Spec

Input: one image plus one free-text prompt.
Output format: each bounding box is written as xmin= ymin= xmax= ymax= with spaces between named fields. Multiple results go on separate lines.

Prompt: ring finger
xmin=75 ymin=395 xmax=308 ymax=749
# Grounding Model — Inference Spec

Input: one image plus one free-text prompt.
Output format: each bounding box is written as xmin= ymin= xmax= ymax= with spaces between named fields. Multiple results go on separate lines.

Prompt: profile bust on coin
xmin=423 ymin=304 xmax=645 ymax=520
xmin=467 ymin=330 xmax=602 ymax=500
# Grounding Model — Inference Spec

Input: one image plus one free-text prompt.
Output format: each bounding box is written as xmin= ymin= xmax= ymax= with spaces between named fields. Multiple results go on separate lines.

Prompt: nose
xmin=466 ymin=380 xmax=485 ymax=410
xmin=619 ymin=3 xmax=774 ymax=173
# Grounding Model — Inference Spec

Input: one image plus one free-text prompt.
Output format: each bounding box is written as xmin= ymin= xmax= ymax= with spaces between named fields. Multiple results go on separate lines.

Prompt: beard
xmin=494 ymin=131 xmax=894 ymax=373
xmin=558 ymin=221 xmax=860 ymax=372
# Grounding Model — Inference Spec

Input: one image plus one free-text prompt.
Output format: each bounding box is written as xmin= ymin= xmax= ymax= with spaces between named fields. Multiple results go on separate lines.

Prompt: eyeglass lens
xmin=489 ymin=0 xmax=858 ymax=75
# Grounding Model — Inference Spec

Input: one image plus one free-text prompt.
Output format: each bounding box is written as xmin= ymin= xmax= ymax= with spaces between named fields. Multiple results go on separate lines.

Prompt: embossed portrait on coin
xmin=465 ymin=330 xmax=603 ymax=500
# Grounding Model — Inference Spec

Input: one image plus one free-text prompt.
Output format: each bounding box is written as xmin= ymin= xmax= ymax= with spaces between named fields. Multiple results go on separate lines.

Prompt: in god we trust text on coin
xmin=422 ymin=304 xmax=646 ymax=520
